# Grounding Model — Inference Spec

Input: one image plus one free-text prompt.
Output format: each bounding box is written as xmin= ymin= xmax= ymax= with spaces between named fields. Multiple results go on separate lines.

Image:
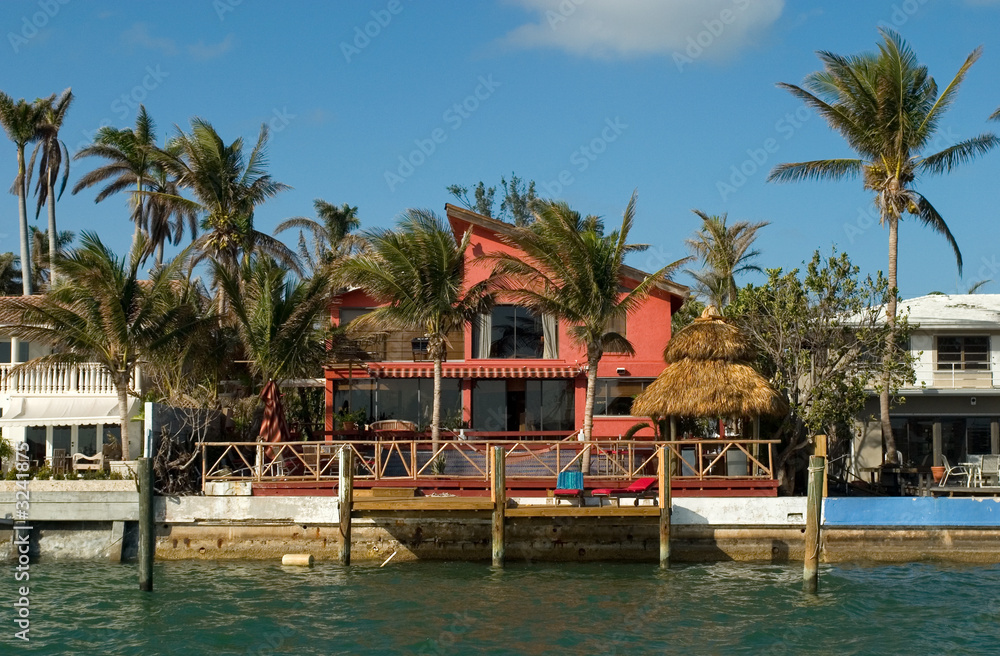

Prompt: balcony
xmin=0 ymin=363 xmax=138 ymax=396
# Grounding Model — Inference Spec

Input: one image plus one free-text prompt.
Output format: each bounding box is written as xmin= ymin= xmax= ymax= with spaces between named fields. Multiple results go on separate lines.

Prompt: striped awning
xmin=363 ymin=363 xmax=585 ymax=379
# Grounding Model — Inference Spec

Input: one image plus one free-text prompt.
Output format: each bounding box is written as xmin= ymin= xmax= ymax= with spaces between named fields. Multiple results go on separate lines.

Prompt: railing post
xmin=803 ymin=455 xmax=825 ymax=593
xmin=138 ymin=457 xmax=155 ymax=591
xmin=201 ymin=445 xmax=207 ymax=491
xmin=658 ymin=445 xmax=671 ymax=569
xmin=491 ymin=446 xmax=506 ymax=568
xmin=339 ymin=445 xmax=354 ymax=566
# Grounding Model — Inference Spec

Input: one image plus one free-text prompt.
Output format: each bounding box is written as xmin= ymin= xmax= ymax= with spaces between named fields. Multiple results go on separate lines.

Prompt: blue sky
xmin=2 ymin=0 xmax=1000 ymax=298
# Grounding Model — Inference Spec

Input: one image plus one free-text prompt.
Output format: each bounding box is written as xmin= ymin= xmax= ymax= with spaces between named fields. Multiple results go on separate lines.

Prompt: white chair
xmin=940 ymin=455 xmax=969 ymax=487
xmin=72 ymin=452 xmax=105 ymax=473
xmin=979 ymin=455 xmax=1000 ymax=487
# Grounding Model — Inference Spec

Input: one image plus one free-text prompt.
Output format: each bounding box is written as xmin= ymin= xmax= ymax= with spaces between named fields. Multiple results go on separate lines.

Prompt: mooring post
xmin=658 ymin=445 xmax=671 ymax=568
xmin=803 ymin=454 xmax=825 ymax=593
xmin=491 ymin=446 xmax=506 ymax=567
xmin=138 ymin=457 xmax=155 ymax=591
xmin=338 ymin=445 xmax=354 ymax=566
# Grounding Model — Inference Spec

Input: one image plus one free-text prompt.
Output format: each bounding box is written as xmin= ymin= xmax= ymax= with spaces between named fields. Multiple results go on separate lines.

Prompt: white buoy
xmin=282 ymin=553 xmax=314 ymax=567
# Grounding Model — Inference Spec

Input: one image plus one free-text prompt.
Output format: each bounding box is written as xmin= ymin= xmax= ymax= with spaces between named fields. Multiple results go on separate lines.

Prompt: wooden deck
xmin=349 ymin=496 xmax=661 ymax=517
xmin=251 ymin=477 xmax=778 ymax=498
xmin=930 ymin=485 xmax=1000 ymax=497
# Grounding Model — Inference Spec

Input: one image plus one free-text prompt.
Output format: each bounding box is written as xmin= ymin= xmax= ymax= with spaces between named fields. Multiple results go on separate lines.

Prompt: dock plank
xmin=506 ymin=506 xmax=660 ymax=518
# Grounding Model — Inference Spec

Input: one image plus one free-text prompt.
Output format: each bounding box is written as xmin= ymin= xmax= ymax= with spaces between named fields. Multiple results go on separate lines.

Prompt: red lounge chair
xmin=591 ymin=477 xmax=657 ymax=505
xmin=553 ymin=471 xmax=584 ymax=504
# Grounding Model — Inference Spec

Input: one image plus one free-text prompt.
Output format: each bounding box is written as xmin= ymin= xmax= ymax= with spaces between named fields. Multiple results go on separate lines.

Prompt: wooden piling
xmin=803 ymin=454 xmax=825 ymax=593
xmin=491 ymin=446 xmax=506 ymax=567
xmin=338 ymin=445 xmax=354 ymax=566
xmin=138 ymin=457 xmax=155 ymax=591
xmin=658 ymin=445 xmax=672 ymax=569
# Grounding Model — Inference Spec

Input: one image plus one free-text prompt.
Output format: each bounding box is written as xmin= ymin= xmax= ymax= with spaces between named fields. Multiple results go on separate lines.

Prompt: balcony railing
xmin=0 ymin=363 xmax=138 ymax=396
xmin=199 ymin=438 xmax=779 ymax=487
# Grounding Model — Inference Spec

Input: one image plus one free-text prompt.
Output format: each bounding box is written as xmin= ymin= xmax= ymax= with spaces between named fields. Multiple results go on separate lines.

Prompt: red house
xmin=324 ymin=204 xmax=687 ymax=439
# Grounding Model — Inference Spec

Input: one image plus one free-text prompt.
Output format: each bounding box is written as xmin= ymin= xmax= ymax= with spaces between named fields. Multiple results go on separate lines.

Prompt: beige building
xmin=0 ymin=332 xmax=142 ymax=467
xmin=855 ymin=294 xmax=1000 ymax=475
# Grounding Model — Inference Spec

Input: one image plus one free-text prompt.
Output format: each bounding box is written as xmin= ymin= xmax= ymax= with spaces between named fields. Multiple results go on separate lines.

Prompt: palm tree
xmin=0 ymin=252 xmax=20 ymax=295
xmin=491 ymin=192 xmax=689 ymax=444
xmin=30 ymin=88 xmax=73 ymax=285
xmin=685 ymin=210 xmax=768 ymax=309
xmin=73 ymin=105 xmax=160 ymax=248
xmin=28 ymin=226 xmax=74 ymax=291
xmin=0 ymin=92 xmax=44 ymax=295
xmin=337 ymin=210 xmax=493 ymax=447
xmin=157 ymin=118 xmax=298 ymax=279
xmin=0 ymin=233 xmax=203 ymax=460
xmin=74 ymin=107 xmax=196 ymax=264
xmin=144 ymin=165 xmax=198 ymax=266
xmin=275 ymin=199 xmax=364 ymax=274
xmin=213 ymin=256 xmax=332 ymax=388
xmin=767 ymin=28 xmax=999 ymax=462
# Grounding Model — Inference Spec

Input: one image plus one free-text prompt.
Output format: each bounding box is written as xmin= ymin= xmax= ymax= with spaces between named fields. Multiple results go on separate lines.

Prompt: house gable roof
xmin=444 ymin=203 xmax=689 ymax=301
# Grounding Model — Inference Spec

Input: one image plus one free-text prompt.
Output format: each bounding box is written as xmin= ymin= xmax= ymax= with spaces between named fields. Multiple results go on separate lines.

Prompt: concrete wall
xmin=10 ymin=491 xmax=1000 ymax=564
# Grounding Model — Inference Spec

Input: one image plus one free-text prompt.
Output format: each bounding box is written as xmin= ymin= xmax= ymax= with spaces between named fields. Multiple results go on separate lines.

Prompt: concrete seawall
xmin=5 ymin=490 xmax=1000 ymax=563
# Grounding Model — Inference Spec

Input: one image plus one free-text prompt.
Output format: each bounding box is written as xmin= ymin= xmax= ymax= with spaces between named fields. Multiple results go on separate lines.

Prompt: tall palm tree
xmin=767 ymin=28 xmax=999 ymax=462
xmin=30 ymin=88 xmax=73 ymax=286
xmin=0 ymin=92 xmax=44 ymax=295
xmin=0 ymin=233 xmax=203 ymax=460
xmin=157 ymin=118 xmax=298 ymax=279
xmin=213 ymin=256 xmax=332 ymax=388
xmin=275 ymin=199 xmax=364 ymax=274
xmin=74 ymin=107 xmax=196 ymax=264
xmin=144 ymin=165 xmax=198 ymax=266
xmin=491 ymin=192 xmax=689 ymax=443
xmin=337 ymin=210 xmax=493 ymax=447
xmin=28 ymin=226 xmax=74 ymax=291
xmin=685 ymin=210 xmax=768 ymax=309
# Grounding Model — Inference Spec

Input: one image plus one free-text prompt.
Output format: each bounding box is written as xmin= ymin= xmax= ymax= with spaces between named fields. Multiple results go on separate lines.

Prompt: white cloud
xmin=187 ymin=34 xmax=235 ymax=60
xmin=122 ymin=22 xmax=178 ymax=56
xmin=501 ymin=0 xmax=784 ymax=61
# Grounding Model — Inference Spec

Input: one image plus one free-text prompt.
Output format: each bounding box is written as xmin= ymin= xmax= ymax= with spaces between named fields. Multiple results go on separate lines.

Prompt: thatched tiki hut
xmin=632 ymin=305 xmax=786 ymax=451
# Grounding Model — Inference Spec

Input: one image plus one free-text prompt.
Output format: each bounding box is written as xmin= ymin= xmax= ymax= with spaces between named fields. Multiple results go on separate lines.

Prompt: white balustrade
xmin=0 ymin=362 xmax=131 ymax=396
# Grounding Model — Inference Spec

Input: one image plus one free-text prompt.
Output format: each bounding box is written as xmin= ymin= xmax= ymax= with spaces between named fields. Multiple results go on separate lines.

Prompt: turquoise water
xmin=3 ymin=560 xmax=1000 ymax=655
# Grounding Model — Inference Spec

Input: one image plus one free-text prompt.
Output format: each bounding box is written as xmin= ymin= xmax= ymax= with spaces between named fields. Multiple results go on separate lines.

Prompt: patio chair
xmin=553 ymin=471 xmax=584 ymax=504
xmin=980 ymin=455 xmax=1000 ymax=487
xmin=940 ymin=454 xmax=969 ymax=487
xmin=72 ymin=452 xmax=105 ymax=473
xmin=591 ymin=477 xmax=658 ymax=506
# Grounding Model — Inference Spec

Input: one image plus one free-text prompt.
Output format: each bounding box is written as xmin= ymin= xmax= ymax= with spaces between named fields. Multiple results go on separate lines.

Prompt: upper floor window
xmin=0 ymin=340 xmax=30 ymax=364
xmin=472 ymin=306 xmax=558 ymax=359
xmin=937 ymin=336 xmax=990 ymax=371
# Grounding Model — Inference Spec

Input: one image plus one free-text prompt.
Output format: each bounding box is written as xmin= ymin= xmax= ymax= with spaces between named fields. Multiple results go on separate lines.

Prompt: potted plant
xmin=336 ymin=408 xmax=367 ymax=431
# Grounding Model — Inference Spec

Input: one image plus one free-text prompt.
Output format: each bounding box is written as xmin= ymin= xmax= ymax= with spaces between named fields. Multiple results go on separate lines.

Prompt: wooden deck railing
xmin=199 ymin=438 xmax=779 ymax=489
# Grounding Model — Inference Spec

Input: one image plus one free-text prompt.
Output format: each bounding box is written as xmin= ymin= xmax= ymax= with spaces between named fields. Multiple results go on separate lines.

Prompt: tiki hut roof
xmin=632 ymin=305 xmax=787 ymax=418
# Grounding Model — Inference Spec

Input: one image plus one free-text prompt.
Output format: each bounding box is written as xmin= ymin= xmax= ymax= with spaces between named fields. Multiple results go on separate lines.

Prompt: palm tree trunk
xmin=431 ymin=352 xmax=442 ymax=452
xmin=116 ymin=373 xmax=132 ymax=461
xmin=131 ymin=180 xmax=144 ymax=253
xmin=16 ymin=146 xmax=32 ymax=296
xmin=581 ymin=349 xmax=600 ymax=474
xmin=46 ymin=168 xmax=57 ymax=286
xmin=156 ymin=241 xmax=164 ymax=267
xmin=880 ymin=214 xmax=899 ymax=464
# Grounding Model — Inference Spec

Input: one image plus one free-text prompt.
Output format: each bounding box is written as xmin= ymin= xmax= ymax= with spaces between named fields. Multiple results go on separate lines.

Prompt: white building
xmin=855 ymin=294 xmax=1000 ymax=473
xmin=0 ymin=333 xmax=142 ymax=467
